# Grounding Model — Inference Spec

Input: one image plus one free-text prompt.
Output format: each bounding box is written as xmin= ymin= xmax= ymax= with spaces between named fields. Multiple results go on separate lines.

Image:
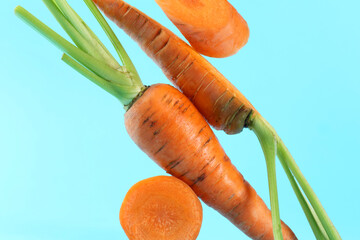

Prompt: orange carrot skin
xmin=125 ymin=84 xmax=296 ymax=240
xmin=120 ymin=176 xmax=203 ymax=240
xmin=155 ymin=0 xmax=250 ymax=58
xmin=93 ymin=0 xmax=257 ymax=135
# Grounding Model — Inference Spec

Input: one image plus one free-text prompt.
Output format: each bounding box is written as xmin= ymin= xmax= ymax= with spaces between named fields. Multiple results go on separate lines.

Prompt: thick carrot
xmin=154 ymin=0 xmax=250 ymax=58
xmin=93 ymin=0 xmax=256 ymax=135
xmin=125 ymin=83 xmax=296 ymax=240
xmin=120 ymin=175 xmax=203 ymax=240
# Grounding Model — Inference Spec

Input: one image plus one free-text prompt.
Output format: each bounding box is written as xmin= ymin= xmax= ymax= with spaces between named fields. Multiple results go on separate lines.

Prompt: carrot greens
xmin=276 ymin=137 xmax=341 ymax=240
xmin=278 ymin=154 xmax=329 ymax=240
xmin=253 ymin=116 xmax=283 ymax=240
xmin=251 ymin=115 xmax=340 ymax=240
xmin=83 ymin=0 xmax=139 ymax=79
xmin=14 ymin=1 xmax=143 ymax=107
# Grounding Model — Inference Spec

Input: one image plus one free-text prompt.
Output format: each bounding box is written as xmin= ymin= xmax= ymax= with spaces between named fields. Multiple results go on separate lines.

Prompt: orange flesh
xmin=155 ymin=0 xmax=250 ymax=57
xmin=155 ymin=0 xmax=227 ymax=29
xmin=120 ymin=175 xmax=202 ymax=240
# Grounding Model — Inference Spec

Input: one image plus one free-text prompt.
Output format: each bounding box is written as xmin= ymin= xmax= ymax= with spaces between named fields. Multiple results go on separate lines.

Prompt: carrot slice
xmin=155 ymin=0 xmax=250 ymax=57
xmin=120 ymin=175 xmax=203 ymax=240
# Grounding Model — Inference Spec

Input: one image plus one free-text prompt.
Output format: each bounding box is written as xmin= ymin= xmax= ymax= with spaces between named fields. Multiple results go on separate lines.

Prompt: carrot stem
xmin=14 ymin=6 xmax=126 ymax=84
xmin=14 ymin=5 xmax=143 ymax=105
xmin=83 ymin=0 xmax=140 ymax=84
xmin=277 ymin=139 xmax=342 ymax=240
xmin=42 ymin=0 xmax=100 ymax=60
xmin=61 ymin=54 xmax=137 ymax=103
xmin=278 ymin=153 xmax=329 ymax=240
xmin=51 ymin=0 xmax=120 ymax=69
xmin=252 ymin=114 xmax=341 ymax=239
xmin=252 ymin=116 xmax=284 ymax=240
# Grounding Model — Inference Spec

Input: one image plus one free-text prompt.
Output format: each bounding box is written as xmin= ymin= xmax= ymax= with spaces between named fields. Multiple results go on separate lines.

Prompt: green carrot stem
xmin=61 ymin=54 xmax=138 ymax=104
xmin=51 ymin=0 xmax=120 ymax=69
xmin=42 ymin=0 xmax=103 ymax=60
xmin=251 ymin=114 xmax=341 ymax=239
xmin=14 ymin=6 xmax=142 ymax=105
xmin=276 ymin=139 xmax=342 ymax=240
xmin=252 ymin=116 xmax=284 ymax=240
xmin=278 ymin=154 xmax=329 ymax=240
xmin=83 ymin=0 xmax=141 ymax=85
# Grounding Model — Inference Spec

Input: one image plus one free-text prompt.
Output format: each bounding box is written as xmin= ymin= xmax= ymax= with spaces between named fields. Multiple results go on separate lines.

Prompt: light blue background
xmin=1 ymin=0 xmax=359 ymax=239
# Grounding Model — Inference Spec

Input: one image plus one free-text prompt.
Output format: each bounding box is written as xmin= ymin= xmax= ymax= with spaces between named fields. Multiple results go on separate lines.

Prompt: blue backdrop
xmin=1 ymin=0 xmax=359 ymax=239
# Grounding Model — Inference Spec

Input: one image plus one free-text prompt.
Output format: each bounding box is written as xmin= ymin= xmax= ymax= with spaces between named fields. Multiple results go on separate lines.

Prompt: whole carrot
xmin=15 ymin=1 xmax=297 ymax=239
xmin=120 ymin=176 xmax=203 ymax=240
xmin=154 ymin=0 xmax=250 ymax=58
xmin=92 ymin=1 xmax=342 ymax=240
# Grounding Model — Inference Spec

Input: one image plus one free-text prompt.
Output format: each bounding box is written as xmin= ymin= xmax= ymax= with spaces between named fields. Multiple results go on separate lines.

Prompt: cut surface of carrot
xmin=155 ymin=0 xmax=250 ymax=57
xmin=120 ymin=175 xmax=203 ymax=240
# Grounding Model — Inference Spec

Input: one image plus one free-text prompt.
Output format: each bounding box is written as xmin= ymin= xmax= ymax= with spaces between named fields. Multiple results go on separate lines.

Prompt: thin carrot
xmin=15 ymin=2 xmax=297 ymax=239
xmin=154 ymin=0 xmax=250 ymax=58
xmin=92 ymin=2 xmax=342 ymax=240
xmin=120 ymin=176 xmax=203 ymax=240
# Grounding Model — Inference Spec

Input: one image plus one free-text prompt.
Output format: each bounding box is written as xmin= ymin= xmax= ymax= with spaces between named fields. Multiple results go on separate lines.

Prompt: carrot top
xmin=15 ymin=0 xmax=144 ymax=108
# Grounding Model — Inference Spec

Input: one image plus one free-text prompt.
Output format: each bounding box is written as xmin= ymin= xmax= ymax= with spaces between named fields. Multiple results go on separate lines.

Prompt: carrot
xmin=15 ymin=2 xmax=297 ymax=239
xmin=154 ymin=0 xmax=250 ymax=58
xmin=120 ymin=175 xmax=203 ymax=240
xmin=125 ymin=83 xmax=296 ymax=240
xmin=92 ymin=2 xmax=342 ymax=240
xmin=93 ymin=0 xmax=254 ymax=135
